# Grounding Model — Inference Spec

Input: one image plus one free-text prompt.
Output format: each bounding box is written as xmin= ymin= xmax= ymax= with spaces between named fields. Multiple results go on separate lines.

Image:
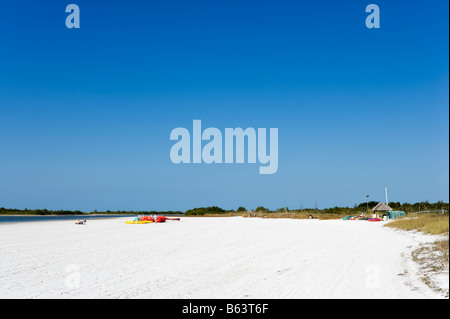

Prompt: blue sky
xmin=0 ymin=0 xmax=448 ymax=211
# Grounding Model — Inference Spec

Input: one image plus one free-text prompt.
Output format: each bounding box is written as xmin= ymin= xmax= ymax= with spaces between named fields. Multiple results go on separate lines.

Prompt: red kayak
xmin=368 ymin=218 xmax=381 ymax=222
xmin=138 ymin=216 xmax=180 ymax=223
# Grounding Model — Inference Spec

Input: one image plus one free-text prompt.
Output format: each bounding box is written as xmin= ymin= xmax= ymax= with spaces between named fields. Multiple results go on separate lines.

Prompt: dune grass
xmin=251 ymin=212 xmax=348 ymax=220
xmin=386 ymin=213 xmax=449 ymax=297
xmin=385 ymin=213 xmax=449 ymax=235
xmin=411 ymin=238 xmax=449 ymax=298
xmin=184 ymin=211 xmax=348 ymax=220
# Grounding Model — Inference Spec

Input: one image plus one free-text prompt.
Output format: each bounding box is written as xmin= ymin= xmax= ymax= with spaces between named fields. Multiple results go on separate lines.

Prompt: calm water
xmin=0 ymin=214 xmax=184 ymax=223
xmin=0 ymin=214 xmax=137 ymax=223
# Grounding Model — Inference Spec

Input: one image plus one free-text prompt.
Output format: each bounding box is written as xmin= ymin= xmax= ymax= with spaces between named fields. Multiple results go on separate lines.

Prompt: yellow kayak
xmin=125 ymin=221 xmax=153 ymax=224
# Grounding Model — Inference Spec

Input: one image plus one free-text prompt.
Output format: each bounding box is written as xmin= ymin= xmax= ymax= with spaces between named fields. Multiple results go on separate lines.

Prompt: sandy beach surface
xmin=0 ymin=217 xmax=446 ymax=299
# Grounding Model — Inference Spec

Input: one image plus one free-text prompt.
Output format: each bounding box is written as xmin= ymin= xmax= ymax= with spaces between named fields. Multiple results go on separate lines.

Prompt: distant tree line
xmin=292 ymin=201 xmax=449 ymax=215
xmin=184 ymin=206 xmax=226 ymax=216
xmin=0 ymin=201 xmax=448 ymax=216
xmin=385 ymin=201 xmax=448 ymax=213
xmin=183 ymin=201 xmax=449 ymax=215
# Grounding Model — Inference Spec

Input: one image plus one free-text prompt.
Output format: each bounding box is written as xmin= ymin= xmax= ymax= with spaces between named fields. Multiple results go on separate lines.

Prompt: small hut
xmin=372 ymin=202 xmax=393 ymax=218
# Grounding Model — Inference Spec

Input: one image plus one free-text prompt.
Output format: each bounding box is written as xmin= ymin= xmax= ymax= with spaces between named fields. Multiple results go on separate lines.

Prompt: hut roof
xmin=372 ymin=202 xmax=393 ymax=212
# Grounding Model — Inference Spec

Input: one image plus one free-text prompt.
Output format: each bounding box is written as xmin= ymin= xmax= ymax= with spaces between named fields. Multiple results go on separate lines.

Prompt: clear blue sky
xmin=0 ymin=0 xmax=448 ymax=212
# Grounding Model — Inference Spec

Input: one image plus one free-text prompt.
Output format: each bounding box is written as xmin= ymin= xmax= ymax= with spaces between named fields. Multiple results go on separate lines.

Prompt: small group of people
xmin=75 ymin=219 xmax=87 ymax=225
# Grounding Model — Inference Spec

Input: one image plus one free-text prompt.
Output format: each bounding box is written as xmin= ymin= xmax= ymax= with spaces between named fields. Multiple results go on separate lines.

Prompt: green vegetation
xmin=184 ymin=206 xmax=226 ymax=216
xmin=182 ymin=201 xmax=448 ymax=219
xmin=1 ymin=201 xmax=448 ymax=218
xmin=385 ymin=201 xmax=448 ymax=213
xmin=303 ymin=201 xmax=448 ymax=216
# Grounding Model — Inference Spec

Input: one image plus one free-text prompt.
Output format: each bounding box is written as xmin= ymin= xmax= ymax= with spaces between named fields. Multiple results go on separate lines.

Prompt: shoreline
xmin=0 ymin=213 xmax=184 ymax=219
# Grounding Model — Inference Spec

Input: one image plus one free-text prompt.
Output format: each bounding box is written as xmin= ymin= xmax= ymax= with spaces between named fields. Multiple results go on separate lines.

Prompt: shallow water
xmin=0 ymin=214 xmax=140 ymax=223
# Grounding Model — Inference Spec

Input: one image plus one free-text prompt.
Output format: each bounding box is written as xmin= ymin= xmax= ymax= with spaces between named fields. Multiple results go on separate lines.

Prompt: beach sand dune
xmin=0 ymin=217 xmax=445 ymax=299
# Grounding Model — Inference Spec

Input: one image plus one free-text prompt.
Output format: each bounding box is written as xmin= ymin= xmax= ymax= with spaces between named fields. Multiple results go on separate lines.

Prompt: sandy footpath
xmin=0 ymin=217 xmax=446 ymax=299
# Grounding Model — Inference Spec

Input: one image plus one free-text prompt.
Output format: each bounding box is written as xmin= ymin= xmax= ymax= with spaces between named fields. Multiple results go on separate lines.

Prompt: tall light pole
xmin=366 ymin=195 xmax=370 ymax=214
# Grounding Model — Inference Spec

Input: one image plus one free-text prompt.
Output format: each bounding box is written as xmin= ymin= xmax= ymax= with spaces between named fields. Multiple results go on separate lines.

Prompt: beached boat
xmin=125 ymin=220 xmax=153 ymax=224
xmin=125 ymin=215 xmax=181 ymax=224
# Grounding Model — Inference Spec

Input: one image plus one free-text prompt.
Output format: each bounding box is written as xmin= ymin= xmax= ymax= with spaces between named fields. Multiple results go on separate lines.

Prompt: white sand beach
xmin=0 ymin=217 xmax=447 ymax=299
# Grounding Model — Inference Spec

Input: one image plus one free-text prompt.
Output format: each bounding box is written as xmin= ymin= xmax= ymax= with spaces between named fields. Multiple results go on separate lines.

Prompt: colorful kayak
xmin=125 ymin=215 xmax=181 ymax=224
xmin=125 ymin=221 xmax=153 ymax=224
